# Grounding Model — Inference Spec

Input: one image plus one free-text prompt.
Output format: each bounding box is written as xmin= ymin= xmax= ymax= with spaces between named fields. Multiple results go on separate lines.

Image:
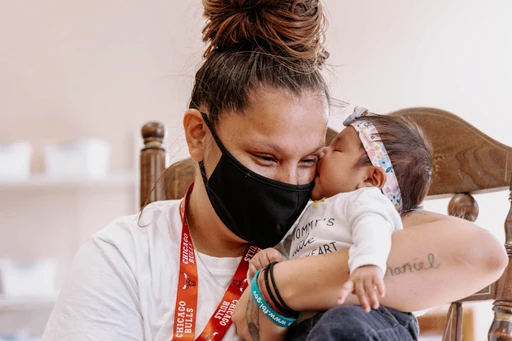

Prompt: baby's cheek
xmin=310 ymin=182 xmax=323 ymax=200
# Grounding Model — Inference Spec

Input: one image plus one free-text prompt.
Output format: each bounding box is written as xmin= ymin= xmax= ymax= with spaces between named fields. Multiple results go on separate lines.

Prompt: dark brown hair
xmin=354 ymin=114 xmax=433 ymax=214
xmin=190 ymin=0 xmax=330 ymax=124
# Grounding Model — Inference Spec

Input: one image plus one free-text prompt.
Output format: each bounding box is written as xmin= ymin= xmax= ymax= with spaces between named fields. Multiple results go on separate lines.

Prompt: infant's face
xmin=311 ymin=127 xmax=368 ymax=200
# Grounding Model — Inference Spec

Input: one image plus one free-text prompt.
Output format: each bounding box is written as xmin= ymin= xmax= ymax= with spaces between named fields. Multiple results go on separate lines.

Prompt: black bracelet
xmin=263 ymin=262 xmax=277 ymax=309
xmin=266 ymin=261 xmax=299 ymax=317
xmin=263 ymin=262 xmax=291 ymax=316
xmin=263 ymin=262 xmax=287 ymax=314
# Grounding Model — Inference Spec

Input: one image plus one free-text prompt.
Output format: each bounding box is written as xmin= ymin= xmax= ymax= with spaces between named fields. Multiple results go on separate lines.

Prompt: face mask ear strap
xmin=198 ymin=112 xmax=230 ymax=184
xmin=198 ymin=160 xmax=209 ymax=184
xmin=200 ymin=112 xmax=229 ymax=155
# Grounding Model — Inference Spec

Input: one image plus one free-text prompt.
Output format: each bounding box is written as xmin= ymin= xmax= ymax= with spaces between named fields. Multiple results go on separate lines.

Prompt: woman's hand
xmin=248 ymin=248 xmax=284 ymax=281
xmin=232 ymin=288 xmax=288 ymax=341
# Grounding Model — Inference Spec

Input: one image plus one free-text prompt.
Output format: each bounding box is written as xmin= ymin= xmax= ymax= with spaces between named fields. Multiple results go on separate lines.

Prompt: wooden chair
xmin=388 ymin=108 xmax=512 ymax=341
xmin=140 ymin=107 xmax=512 ymax=341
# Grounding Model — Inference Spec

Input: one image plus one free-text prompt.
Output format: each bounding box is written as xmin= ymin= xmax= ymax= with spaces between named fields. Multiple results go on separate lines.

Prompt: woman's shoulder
xmin=90 ymin=200 xmax=183 ymax=263
xmin=99 ymin=199 xmax=180 ymax=236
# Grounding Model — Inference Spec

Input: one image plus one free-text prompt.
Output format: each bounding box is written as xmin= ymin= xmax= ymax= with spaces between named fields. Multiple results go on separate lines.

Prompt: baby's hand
xmin=338 ymin=265 xmax=385 ymax=312
xmin=247 ymin=248 xmax=284 ymax=281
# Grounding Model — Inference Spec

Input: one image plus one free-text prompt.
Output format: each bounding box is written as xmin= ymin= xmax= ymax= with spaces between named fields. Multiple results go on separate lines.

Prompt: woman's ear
xmin=357 ymin=167 xmax=387 ymax=189
xmin=183 ymin=109 xmax=207 ymax=162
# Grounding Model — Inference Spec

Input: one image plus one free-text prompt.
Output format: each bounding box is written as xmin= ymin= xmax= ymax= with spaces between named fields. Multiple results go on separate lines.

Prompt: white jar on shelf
xmin=43 ymin=138 xmax=111 ymax=178
xmin=0 ymin=141 xmax=32 ymax=181
xmin=0 ymin=259 xmax=57 ymax=298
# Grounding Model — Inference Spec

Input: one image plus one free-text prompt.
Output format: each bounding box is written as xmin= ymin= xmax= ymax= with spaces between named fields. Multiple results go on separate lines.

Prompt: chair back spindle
xmin=488 ymin=186 xmax=512 ymax=340
xmin=140 ymin=122 xmax=166 ymax=208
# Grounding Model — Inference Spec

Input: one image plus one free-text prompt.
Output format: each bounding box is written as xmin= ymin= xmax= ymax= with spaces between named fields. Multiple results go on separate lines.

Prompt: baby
xmin=249 ymin=106 xmax=433 ymax=315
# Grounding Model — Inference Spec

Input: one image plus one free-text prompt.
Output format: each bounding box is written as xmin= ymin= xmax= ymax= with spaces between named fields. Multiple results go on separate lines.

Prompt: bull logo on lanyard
xmin=233 ymin=278 xmax=248 ymax=292
xmin=181 ymin=272 xmax=197 ymax=289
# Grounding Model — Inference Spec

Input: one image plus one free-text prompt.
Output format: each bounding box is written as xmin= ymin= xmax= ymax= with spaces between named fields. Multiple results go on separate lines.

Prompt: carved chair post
xmin=441 ymin=193 xmax=479 ymax=341
xmin=488 ymin=183 xmax=512 ymax=340
xmin=443 ymin=302 xmax=463 ymax=341
xmin=140 ymin=122 xmax=166 ymax=209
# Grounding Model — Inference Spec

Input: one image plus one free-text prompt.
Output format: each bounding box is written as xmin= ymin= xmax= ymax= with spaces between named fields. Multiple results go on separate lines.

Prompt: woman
xmin=42 ymin=0 xmax=507 ymax=340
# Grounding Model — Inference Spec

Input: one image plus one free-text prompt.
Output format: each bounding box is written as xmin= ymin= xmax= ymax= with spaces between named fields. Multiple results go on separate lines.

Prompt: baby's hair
xmin=353 ymin=114 xmax=434 ymax=214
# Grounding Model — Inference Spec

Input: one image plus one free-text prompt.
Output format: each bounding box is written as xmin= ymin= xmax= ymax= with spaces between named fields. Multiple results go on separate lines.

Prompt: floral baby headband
xmin=343 ymin=106 xmax=403 ymax=212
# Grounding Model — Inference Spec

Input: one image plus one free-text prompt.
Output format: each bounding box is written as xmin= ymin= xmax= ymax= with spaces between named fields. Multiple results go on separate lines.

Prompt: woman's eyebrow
xmin=252 ymin=141 xmax=284 ymax=153
xmin=253 ymin=142 xmax=324 ymax=156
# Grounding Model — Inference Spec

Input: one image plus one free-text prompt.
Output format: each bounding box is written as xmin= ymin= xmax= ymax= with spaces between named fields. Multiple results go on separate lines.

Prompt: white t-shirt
xmin=42 ymin=200 xmax=242 ymax=341
xmin=279 ymin=187 xmax=403 ymax=274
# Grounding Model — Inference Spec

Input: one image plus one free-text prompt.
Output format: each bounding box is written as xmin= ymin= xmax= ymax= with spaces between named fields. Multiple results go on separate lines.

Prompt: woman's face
xmin=203 ymin=87 xmax=329 ymax=185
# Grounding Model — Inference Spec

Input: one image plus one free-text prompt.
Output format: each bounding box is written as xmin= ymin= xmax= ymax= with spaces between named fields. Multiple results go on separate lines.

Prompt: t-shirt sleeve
xmin=42 ymin=233 xmax=144 ymax=341
xmin=347 ymin=188 xmax=403 ymax=275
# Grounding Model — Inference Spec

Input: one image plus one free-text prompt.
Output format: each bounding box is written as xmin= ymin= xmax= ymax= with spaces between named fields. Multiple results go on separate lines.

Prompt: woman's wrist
xmin=257 ymin=266 xmax=281 ymax=314
xmin=273 ymin=249 xmax=351 ymax=312
xmin=251 ymin=269 xmax=297 ymax=327
xmin=264 ymin=262 xmax=299 ymax=317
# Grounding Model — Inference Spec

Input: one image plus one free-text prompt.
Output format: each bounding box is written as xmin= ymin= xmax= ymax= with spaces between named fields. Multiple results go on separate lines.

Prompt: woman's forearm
xmin=276 ymin=211 xmax=508 ymax=312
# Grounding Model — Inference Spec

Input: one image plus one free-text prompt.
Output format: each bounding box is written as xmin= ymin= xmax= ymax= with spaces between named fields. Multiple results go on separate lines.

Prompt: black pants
xmin=285 ymin=305 xmax=419 ymax=341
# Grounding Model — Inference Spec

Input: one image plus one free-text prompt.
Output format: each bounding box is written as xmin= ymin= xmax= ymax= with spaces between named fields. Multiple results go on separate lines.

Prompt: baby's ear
xmin=359 ymin=167 xmax=387 ymax=189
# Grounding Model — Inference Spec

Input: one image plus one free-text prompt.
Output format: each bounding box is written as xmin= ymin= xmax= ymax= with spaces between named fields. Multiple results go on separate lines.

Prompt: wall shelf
xmin=0 ymin=293 xmax=57 ymax=311
xmin=0 ymin=171 xmax=137 ymax=190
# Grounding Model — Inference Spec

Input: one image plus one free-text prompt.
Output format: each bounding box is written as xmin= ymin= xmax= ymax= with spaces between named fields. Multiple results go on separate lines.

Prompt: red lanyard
xmin=172 ymin=184 xmax=259 ymax=341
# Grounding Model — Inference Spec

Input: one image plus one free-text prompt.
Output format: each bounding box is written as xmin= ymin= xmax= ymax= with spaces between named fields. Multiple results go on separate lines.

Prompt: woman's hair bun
xmin=202 ymin=0 xmax=328 ymax=65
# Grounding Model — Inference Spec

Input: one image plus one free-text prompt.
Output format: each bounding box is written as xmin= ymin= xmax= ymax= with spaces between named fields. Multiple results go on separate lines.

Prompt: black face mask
xmin=198 ymin=112 xmax=314 ymax=248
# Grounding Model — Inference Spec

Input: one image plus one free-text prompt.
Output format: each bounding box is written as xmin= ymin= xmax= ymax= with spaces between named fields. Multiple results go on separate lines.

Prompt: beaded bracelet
xmin=251 ymin=269 xmax=297 ymax=327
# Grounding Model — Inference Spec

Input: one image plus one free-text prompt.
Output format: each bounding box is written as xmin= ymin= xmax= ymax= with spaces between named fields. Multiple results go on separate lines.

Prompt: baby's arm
xmin=248 ymin=248 xmax=284 ymax=281
xmin=339 ymin=188 xmax=403 ymax=312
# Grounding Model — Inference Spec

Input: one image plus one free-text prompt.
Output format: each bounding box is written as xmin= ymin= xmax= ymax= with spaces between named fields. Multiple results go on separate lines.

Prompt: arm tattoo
xmin=246 ymin=295 xmax=260 ymax=341
xmin=386 ymin=253 xmax=441 ymax=277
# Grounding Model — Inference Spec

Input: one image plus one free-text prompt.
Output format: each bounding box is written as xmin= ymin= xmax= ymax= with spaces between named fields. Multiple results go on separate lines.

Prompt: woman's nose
xmin=275 ymin=168 xmax=299 ymax=185
xmin=275 ymin=164 xmax=317 ymax=185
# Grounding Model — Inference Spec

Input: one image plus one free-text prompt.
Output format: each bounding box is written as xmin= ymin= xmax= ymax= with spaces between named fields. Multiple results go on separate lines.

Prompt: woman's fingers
xmin=248 ymin=263 xmax=257 ymax=279
xmin=265 ymin=248 xmax=284 ymax=263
